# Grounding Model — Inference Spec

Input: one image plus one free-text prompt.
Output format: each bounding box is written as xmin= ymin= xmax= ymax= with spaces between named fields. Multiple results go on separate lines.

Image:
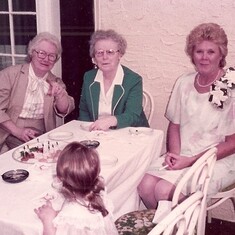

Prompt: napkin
xmin=32 ymin=189 xmax=64 ymax=211
xmin=27 ymin=162 xmax=55 ymax=182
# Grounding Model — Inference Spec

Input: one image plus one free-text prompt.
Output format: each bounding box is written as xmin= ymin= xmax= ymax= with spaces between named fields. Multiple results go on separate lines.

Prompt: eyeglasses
xmin=34 ymin=50 xmax=58 ymax=62
xmin=95 ymin=49 xmax=119 ymax=57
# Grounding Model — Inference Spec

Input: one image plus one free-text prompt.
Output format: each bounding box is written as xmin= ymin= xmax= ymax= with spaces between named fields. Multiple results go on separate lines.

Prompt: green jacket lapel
xmin=89 ymin=82 xmax=100 ymax=120
xmin=112 ymin=85 xmax=124 ymax=115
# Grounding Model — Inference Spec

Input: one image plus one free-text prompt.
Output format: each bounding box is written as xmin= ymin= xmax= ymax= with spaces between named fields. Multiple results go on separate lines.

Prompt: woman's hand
xmin=89 ymin=116 xmax=117 ymax=131
xmin=48 ymin=81 xmax=69 ymax=113
xmin=48 ymin=81 xmax=67 ymax=99
xmin=13 ymin=127 xmax=40 ymax=142
xmin=165 ymin=152 xmax=195 ymax=170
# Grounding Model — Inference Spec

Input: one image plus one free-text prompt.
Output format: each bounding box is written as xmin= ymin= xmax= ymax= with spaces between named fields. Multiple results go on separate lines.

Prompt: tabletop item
xmin=80 ymin=140 xmax=100 ymax=148
xmin=100 ymin=155 xmax=118 ymax=167
xmin=12 ymin=140 xmax=66 ymax=164
xmin=48 ymin=131 xmax=73 ymax=140
xmin=51 ymin=176 xmax=63 ymax=190
xmin=128 ymin=127 xmax=153 ymax=136
xmin=2 ymin=169 xmax=29 ymax=183
xmin=80 ymin=122 xmax=92 ymax=131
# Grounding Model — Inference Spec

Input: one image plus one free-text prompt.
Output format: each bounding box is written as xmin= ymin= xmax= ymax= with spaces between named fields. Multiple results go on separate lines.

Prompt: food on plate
xmin=15 ymin=141 xmax=64 ymax=163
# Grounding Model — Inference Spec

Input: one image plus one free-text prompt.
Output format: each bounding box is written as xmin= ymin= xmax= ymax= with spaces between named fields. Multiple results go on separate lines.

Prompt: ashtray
xmin=80 ymin=140 xmax=100 ymax=148
xmin=2 ymin=169 xmax=29 ymax=183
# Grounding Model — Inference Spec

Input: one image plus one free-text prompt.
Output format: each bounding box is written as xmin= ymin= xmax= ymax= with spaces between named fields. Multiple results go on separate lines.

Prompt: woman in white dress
xmin=34 ymin=142 xmax=118 ymax=235
xmin=138 ymin=23 xmax=235 ymax=209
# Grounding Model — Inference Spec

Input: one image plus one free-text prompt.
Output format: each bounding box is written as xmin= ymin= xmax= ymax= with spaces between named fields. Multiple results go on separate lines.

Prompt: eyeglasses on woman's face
xmin=95 ymin=49 xmax=119 ymax=57
xmin=34 ymin=50 xmax=58 ymax=62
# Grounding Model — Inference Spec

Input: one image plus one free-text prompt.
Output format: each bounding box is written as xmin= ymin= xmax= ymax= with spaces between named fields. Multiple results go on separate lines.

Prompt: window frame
xmin=0 ymin=0 xmax=61 ymax=76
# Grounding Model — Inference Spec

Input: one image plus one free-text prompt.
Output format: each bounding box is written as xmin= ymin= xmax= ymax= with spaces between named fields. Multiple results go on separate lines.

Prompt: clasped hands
xmin=163 ymin=152 xmax=195 ymax=170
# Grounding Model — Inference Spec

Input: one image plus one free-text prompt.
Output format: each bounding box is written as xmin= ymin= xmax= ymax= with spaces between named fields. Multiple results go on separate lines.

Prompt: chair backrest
xmin=148 ymin=191 xmax=204 ymax=235
xmin=172 ymin=147 xmax=217 ymax=235
xmin=172 ymin=147 xmax=217 ymax=206
xmin=143 ymin=89 xmax=154 ymax=125
xmin=207 ymin=182 xmax=235 ymax=223
xmin=153 ymin=147 xmax=217 ymax=234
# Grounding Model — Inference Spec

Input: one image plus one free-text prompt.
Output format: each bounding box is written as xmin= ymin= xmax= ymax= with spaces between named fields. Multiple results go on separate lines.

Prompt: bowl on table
xmin=80 ymin=140 xmax=100 ymax=148
xmin=2 ymin=169 xmax=29 ymax=183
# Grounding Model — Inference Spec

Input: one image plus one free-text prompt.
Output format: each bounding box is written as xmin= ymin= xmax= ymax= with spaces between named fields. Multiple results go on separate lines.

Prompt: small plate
xmin=100 ymin=155 xmax=118 ymax=167
xmin=129 ymin=127 xmax=154 ymax=136
xmin=12 ymin=140 xmax=66 ymax=164
xmin=2 ymin=169 xmax=29 ymax=183
xmin=48 ymin=131 xmax=73 ymax=140
xmin=80 ymin=140 xmax=100 ymax=148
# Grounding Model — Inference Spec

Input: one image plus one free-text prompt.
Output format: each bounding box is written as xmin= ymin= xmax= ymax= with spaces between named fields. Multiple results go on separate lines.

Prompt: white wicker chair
xmin=143 ymin=89 xmax=154 ymax=125
xmin=115 ymin=147 xmax=217 ymax=235
xmin=148 ymin=191 xmax=204 ymax=235
xmin=207 ymin=182 xmax=235 ymax=223
xmin=153 ymin=147 xmax=217 ymax=235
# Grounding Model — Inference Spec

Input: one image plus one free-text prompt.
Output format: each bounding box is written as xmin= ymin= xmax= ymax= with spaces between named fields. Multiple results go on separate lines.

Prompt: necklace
xmin=196 ymin=70 xmax=221 ymax=88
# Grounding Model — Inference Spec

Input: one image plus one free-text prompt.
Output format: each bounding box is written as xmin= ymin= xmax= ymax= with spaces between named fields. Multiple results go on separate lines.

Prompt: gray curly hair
xmin=89 ymin=29 xmax=127 ymax=58
xmin=27 ymin=32 xmax=62 ymax=62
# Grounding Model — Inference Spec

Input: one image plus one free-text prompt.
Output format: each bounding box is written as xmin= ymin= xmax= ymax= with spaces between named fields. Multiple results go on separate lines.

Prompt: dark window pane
xmin=0 ymin=0 xmax=8 ymax=11
xmin=0 ymin=44 xmax=11 ymax=54
xmin=0 ymin=15 xmax=10 ymax=53
xmin=0 ymin=56 xmax=12 ymax=70
xmin=12 ymin=0 xmax=36 ymax=12
xmin=13 ymin=15 xmax=37 ymax=54
xmin=15 ymin=45 xmax=27 ymax=55
xmin=15 ymin=56 xmax=27 ymax=64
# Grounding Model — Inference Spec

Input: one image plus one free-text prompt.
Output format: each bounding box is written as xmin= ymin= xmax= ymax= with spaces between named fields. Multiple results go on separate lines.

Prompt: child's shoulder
xmin=54 ymin=201 xmax=104 ymax=228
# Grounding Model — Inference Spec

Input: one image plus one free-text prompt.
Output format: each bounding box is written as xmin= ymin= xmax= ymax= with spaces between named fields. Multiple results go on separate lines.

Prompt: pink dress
xmin=148 ymin=72 xmax=235 ymax=196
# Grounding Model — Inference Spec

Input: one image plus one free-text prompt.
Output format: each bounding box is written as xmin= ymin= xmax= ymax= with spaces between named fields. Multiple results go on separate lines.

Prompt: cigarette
xmin=158 ymin=164 xmax=169 ymax=171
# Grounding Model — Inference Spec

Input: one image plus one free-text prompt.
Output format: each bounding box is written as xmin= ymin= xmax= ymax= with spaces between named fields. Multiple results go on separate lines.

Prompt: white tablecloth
xmin=0 ymin=120 xmax=164 ymax=235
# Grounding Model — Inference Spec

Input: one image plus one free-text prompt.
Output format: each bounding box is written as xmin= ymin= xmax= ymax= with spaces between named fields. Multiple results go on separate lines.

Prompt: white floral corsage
xmin=209 ymin=67 xmax=235 ymax=109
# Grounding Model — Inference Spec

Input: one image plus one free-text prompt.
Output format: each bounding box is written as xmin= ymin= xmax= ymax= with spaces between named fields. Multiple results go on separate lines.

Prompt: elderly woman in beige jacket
xmin=0 ymin=32 xmax=75 ymax=152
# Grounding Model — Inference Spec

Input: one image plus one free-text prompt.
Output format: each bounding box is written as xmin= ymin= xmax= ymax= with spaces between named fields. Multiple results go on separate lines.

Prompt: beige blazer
xmin=0 ymin=63 xmax=75 ymax=145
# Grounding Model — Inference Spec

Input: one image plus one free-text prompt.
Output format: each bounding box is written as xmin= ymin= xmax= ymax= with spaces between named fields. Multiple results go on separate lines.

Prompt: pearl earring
xmin=92 ymin=58 xmax=97 ymax=69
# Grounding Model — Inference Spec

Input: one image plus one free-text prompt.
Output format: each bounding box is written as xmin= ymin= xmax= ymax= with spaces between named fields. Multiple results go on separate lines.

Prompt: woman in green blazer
xmin=79 ymin=30 xmax=149 ymax=131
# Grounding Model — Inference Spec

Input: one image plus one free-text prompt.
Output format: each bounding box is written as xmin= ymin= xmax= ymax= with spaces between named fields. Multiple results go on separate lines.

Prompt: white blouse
xmin=19 ymin=64 xmax=49 ymax=119
xmin=94 ymin=64 xmax=124 ymax=117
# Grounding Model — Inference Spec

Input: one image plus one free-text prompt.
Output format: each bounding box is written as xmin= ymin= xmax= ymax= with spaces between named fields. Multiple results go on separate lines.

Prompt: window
xmin=0 ymin=0 xmax=36 ymax=69
xmin=0 ymin=0 xmax=61 ymax=74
